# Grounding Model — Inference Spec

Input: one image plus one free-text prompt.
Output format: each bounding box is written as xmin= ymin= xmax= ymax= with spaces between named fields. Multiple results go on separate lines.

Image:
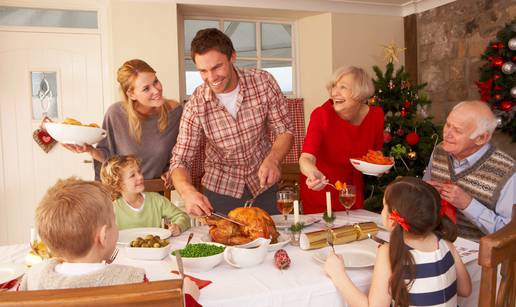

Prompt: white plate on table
xmin=271 ymin=215 xmax=318 ymax=229
xmin=200 ymin=233 xmax=290 ymax=252
xmin=313 ymin=248 xmax=376 ymax=268
xmin=0 ymin=263 xmax=26 ymax=285
xmin=117 ymin=227 xmax=171 ymax=245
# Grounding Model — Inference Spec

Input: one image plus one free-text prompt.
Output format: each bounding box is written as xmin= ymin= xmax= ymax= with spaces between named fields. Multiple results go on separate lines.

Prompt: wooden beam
xmin=403 ymin=14 xmax=418 ymax=83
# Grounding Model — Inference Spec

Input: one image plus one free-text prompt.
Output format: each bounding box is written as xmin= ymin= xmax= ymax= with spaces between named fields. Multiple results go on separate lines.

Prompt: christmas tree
xmin=476 ymin=20 xmax=516 ymax=142
xmin=364 ymin=46 xmax=441 ymax=211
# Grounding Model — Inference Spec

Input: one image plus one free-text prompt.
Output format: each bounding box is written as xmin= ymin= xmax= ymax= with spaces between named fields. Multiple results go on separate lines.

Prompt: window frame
xmin=180 ymin=16 xmax=297 ymax=100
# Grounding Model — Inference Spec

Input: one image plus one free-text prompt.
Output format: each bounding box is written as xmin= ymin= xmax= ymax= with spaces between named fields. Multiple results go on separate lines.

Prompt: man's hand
xmin=428 ymin=180 xmax=472 ymax=210
xmin=182 ymin=188 xmax=213 ymax=217
xmin=258 ymin=156 xmax=281 ymax=187
xmin=305 ymin=169 xmax=327 ymax=191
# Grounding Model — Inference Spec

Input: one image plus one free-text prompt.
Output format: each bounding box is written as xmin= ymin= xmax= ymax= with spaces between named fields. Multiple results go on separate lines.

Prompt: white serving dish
xmin=117 ymin=227 xmax=171 ymax=246
xmin=125 ymin=243 xmax=172 ymax=261
xmin=349 ymin=158 xmax=394 ymax=176
xmin=174 ymin=242 xmax=225 ymax=272
xmin=45 ymin=122 xmax=106 ymax=145
xmin=200 ymin=233 xmax=290 ymax=252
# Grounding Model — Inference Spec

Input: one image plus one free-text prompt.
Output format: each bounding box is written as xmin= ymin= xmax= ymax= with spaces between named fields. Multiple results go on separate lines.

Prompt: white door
xmin=0 ymin=30 xmax=104 ymax=244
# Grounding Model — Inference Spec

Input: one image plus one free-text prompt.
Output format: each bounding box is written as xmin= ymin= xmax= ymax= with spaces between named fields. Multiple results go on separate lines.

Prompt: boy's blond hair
xmin=100 ymin=155 xmax=141 ymax=200
xmin=36 ymin=177 xmax=114 ymax=259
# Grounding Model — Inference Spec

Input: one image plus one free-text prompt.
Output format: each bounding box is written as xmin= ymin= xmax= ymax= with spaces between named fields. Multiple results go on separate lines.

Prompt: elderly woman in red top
xmin=299 ymin=66 xmax=384 ymax=214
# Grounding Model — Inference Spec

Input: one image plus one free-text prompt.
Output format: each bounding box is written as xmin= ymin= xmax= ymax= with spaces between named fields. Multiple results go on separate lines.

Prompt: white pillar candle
xmin=30 ymin=227 xmax=36 ymax=243
xmin=326 ymin=192 xmax=332 ymax=216
xmin=294 ymin=200 xmax=300 ymax=224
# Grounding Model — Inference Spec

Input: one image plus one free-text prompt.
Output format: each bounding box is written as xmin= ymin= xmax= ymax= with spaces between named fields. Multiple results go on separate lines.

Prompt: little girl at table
xmin=324 ymin=177 xmax=471 ymax=306
xmin=100 ymin=155 xmax=190 ymax=236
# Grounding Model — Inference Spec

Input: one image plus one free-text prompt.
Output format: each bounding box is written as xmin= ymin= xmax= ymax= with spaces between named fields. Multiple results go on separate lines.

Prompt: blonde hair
xmin=100 ymin=155 xmax=141 ymax=200
xmin=452 ymin=100 xmax=497 ymax=140
xmin=36 ymin=177 xmax=114 ymax=259
xmin=326 ymin=66 xmax=374 ymax=103
xmin=117 ymin=59 xmax=170 ymax=143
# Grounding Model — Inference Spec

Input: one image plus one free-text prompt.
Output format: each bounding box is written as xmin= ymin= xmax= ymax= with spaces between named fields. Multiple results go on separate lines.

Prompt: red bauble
xmin=491 ymin=42 xmax=499 ymax=49
xmin=487 ymin=56 xmax=494 ymax=61
xmin=274 ymin=249 xmax=291 ymax=270
xmin=404 ymin=100 xmax=412 ymax=108
xmin=493 ymin=74 xmax=501 ymax=80
xmin=401 ymin=108 xmax=407 ymax=117
xmin=494 ymin=94 xmax=503 ymax=100
xmin=494 ymin=85 xmax=504 ymax=90
xmin=383 ymin=131 xmax=393 ymax=143
xmin=396 ymin=127 xmax=405 ymax=136
xmin=497 ymin=42 xmax=505 ymax=49
xmin=405 ymin=132 xmax=420 ymax=146
xmin=492 ymin=57 xmax=504 ymax=67
xmin=512 ymin=56 xmax=516 ymax=62
xmin=500 ymin=101 xmax=513 ymax=111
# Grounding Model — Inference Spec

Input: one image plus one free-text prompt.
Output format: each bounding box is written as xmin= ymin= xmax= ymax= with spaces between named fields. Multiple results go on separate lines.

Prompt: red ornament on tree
xmin=487 ymin=55 xmax=494 ymax=61
xmin=405 ymin=132 xmax=420 ymax=146
xmin=512 ymin=56 xmax=516 ymax=62
xmin=404 ymin=100 xmax=412 ymax=108
xmin=491 ymin=42 xmax=500 ymax=49
xmin=492 ymin=57 xmax=504 ymax=67
xmin=500 ymin=101 xmax=513 ymax=111
xmin=497 ymin=42 xmax=505 ymax=49
xmin=493 ymin=74 xmax=501 ymax=80
xmin=494 ymin=85 xmax=504 ymax=90
xmin=494 ymin=94 xmax=503 ymax=100
xmin=383 ymin=131 xmax=392 ymax=143
xmin=401 ymin=107 xmax=407 ymax=117
xmin=396 ymin=127 xmax=404 ymax=136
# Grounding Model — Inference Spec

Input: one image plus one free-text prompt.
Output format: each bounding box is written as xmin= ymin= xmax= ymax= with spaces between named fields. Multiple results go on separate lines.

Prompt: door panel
xmin=0 ymin=31 xmax=104 ymax=244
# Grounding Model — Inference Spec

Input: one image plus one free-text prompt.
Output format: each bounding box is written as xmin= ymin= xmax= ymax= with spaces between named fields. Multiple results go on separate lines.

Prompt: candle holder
xmin=322 ymin=212 xmax=336 ymax=228
xmin=288 ymin=222 xmax=305 ymax=246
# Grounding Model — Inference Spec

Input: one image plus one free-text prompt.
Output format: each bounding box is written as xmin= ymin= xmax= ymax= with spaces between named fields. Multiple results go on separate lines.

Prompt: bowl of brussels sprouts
xmin=125 ymin=234 xmax=172 ymax=260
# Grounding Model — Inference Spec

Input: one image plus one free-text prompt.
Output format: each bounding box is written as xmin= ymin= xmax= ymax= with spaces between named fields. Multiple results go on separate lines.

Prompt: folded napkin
xmin=0 ymin=279 xmax=19 ymax=291
xmin=170 ymin=270 xmax=212 ymax=289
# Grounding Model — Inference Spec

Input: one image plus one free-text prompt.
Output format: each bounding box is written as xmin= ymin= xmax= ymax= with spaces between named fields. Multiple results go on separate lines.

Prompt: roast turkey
xmin=204 ymin=207 xmax=280 ymax=245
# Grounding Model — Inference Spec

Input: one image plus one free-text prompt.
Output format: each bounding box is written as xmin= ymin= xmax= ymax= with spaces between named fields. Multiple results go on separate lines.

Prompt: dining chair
xmin=478 ymin=205 xmax=516 ymax=307
xmin=0 ymin=279 xmax=184 ymax=307
xmin=144 ymin=178 xmax=171 ymax=200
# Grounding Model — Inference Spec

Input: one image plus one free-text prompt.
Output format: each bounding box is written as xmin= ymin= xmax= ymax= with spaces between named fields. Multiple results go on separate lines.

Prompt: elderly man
xmin=423 ymin=100 xmax=515 ymax=240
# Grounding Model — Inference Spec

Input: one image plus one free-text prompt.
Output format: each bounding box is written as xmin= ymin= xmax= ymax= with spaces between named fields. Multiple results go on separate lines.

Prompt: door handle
xmin=83 ymin=160 xmax=93 ymax=164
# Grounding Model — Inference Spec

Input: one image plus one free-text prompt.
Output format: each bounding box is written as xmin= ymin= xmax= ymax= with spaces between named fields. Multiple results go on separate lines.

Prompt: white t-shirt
xmin=215 ymin=84 xmax=240 ymax=118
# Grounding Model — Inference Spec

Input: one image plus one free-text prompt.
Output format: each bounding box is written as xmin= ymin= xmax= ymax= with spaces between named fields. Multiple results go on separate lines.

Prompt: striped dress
xmin=405 ymin=239 xmax=457 ymax=307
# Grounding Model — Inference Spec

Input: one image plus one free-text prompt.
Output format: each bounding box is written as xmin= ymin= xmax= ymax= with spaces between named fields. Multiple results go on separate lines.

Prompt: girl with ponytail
xmin=324 ymin=176 xmax=471 ymax=306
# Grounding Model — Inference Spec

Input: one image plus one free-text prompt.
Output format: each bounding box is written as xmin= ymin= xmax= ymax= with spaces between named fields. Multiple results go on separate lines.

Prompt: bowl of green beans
xmin=172 ymin=242 xmax=226 ymax=272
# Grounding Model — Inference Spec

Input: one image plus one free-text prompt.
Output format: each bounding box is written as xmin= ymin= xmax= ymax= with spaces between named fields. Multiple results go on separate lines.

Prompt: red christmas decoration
xmin=492 ymin=57 xmax=504 ymax=67
xmin=476 ymin=79 xmax=493 ymax=102
xmin=487 ymin=55 xmax=494 ymax=61
xmin=384 ymin=131 xmax=393 ymax=143
xmin=512 ymin=56 xmax=516 ymax=62
xmin=401 ymin=107 xmax=407 ymax=117
xmin=493 ymin=74 xmax=501 ymax=80
xmin=274 ymin=249 xmax=291 ymax=270
xmin=396 ymin=127 xmax=405 ymax=136
xmin=500 ymin=101 xmax=513 ymax=111
xmin=497 ymin=42 xmax=505 ymax=49
xmin=37 ymin=130 xmax=54 ymax=145
xmin=494 ymin=93 xmax=503 ymax=100
xmin=494 ymin=85 xmax=504 ymax=91
xmin=403 ymin=100 xmax=412 ymax=108
xmin=491 ymin=42 xmax=500 ymax=49
xmin=405 ymin=132 xmax=420 ymax=146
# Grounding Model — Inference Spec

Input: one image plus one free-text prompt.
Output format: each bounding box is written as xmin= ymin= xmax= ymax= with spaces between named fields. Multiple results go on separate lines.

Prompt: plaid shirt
xmin=170 ymin=67 xmax=293 ymax=198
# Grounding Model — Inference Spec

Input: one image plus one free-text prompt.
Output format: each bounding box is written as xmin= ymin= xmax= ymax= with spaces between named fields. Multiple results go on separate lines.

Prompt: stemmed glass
xmin=338 ymin=185 xmax=356 ymax=222
xmin=276 ymin=190 xmax=295 ymax=221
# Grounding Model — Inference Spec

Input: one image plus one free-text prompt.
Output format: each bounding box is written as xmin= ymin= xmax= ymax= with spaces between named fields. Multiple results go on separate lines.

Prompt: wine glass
xmin=276 ymin=190 xmax=295 ymax=221
xmin=338 ymin=185 xmax=356 ymax=220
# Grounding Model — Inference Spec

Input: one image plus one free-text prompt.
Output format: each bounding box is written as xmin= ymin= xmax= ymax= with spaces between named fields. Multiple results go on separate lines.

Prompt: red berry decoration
xmin=494 ymin=94 xmax=503 ymax=100
xmin=491 ymin=42 xmax=499 ymax=49
xmin=405 ymin=132 xmax=420 ymax=146
xmin=404 ymin=100 xmax=412 ymax=108
xmin=494 ymin=85 xmax=503 ymax=91
xmin=396 ymin=127 xmax=405 ymax=136
xmin=274 ymin=249 xmax=291 ymax=270
xmin=500 ymin=101 xmax=512 ymax=111
xmin=401 ymin=108 xmax=407 ymax=118
xmin=487 ymin=56 xmax=494 ymax=61
xmin=497 ymin=42 xmax=505 ymax=49
xmin=493 ymin=74 xmax=501 ymax=80
xmin=492 ymin=57 xmax=504 ymax=67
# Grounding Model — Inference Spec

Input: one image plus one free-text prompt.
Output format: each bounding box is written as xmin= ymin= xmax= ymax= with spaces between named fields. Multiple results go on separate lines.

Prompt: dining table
xmin=0 ymin=209 xmax=482 ymax=307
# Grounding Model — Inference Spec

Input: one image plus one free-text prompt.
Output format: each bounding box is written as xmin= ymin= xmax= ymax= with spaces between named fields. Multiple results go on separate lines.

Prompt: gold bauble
xmin=408 ymin=150 xmax=417 ymax=160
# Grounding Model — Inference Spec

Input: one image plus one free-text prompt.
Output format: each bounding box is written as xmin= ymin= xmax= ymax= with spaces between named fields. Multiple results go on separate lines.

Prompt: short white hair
xmin=326 ymin=66 xmax=374 ymax=103
xmin=452 ymin=101 xmax=497 ymax=140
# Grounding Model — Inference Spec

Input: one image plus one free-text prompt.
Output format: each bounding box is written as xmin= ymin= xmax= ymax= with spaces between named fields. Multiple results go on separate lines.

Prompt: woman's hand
xmin=324 ymin=251 xmax=346 ymax=280
xmin=305 ymin=169 xmax=328 ymax=191
xmin=62 ymin=143 xmax=93 ymax=153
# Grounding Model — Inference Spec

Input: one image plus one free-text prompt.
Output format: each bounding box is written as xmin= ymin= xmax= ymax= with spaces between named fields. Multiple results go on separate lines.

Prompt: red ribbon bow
xmin=389 ymin=210 xmax=410 ymax=231
xmin=440 ymin=199 xmax=457 ymax=224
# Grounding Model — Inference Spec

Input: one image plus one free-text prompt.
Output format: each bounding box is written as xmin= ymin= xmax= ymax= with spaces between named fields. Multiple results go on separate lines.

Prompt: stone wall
xmin=417 ymin=0 xmax=516 ymax=157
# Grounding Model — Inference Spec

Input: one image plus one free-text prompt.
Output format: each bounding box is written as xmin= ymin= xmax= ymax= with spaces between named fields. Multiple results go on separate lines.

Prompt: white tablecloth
xmin=0 ymin=210 xmax=481 ymax=306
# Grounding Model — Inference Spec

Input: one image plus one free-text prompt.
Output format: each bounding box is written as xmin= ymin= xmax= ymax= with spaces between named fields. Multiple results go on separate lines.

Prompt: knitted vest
xmin=430 ymin=143 xmax=515 ymax=240
xmin=20 ymin=259 xmax=145 ymax=290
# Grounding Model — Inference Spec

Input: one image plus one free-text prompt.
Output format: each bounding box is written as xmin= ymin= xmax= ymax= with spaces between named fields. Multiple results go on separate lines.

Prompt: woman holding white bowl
xmin=299 ymin=66 xmax=384 ymax=214
xmin=63 ymin=59 xmax=182 ymax=181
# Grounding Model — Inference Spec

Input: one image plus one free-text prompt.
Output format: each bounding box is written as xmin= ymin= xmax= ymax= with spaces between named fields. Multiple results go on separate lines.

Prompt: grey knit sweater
xmin=19 ymin=259 xmax=145 ymax=290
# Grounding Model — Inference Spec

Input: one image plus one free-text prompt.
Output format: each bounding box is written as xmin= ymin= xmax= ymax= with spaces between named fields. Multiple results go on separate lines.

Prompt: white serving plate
xmin=349 ymin=158 xmax=394 ymax=176
xmin=117 ymin=227 xmax=171 ymax=246
xmin=0 ymin=263 xmax=26 ymax=285
xmin=313 ymin=248 xmax=377 ymax=268
xmin=45 ymin=122 xmax=106 ymax=145
xmin=200 ymin=233 xmax=290 ymax=252
xmin=125 ymin=244 xmax=172 ymax=261
xmin=172 ymin=242 xmax=225 ymax=272
xmin=271 ymin=214 xmax=318 ymax=229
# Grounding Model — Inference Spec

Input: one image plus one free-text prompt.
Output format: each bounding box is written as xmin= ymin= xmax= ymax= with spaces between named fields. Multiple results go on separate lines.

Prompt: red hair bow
xmin=440 ymin=200 xmax=457 ymax=224
xmin=389 ymin=210 xmax=410 ymax=231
